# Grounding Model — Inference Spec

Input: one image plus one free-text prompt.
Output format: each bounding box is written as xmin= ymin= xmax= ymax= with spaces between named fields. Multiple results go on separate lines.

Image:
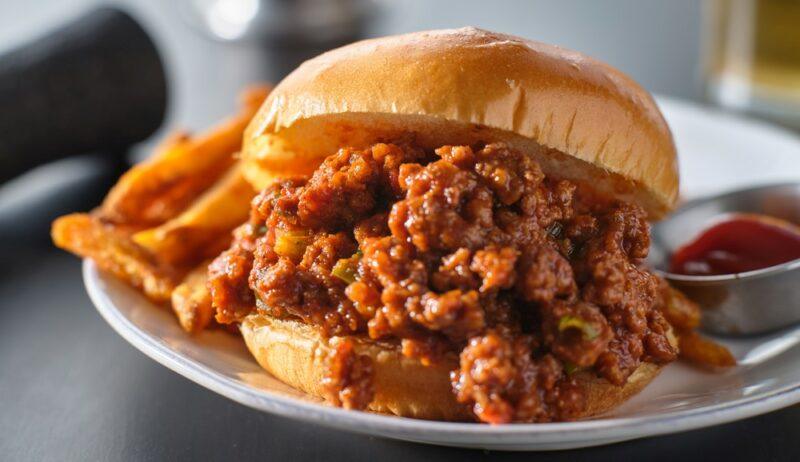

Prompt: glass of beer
xmin=704 ymin=0 xmax=800 ymax=129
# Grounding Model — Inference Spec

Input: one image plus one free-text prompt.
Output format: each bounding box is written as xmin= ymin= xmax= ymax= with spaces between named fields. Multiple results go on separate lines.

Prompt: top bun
xmin=243 ymin=27 xmax=678 ymax=217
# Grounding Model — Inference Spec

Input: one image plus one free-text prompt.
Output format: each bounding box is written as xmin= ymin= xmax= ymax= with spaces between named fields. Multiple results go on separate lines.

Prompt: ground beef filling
xmin=321 ymin=338 xmax=375 ymax=410
xmin=209 ymin=142 xmax=678 ymax=423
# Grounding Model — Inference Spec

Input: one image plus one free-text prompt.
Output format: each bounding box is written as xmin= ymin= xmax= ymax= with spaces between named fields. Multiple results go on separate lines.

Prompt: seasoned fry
xmin=132 ymin=163 xmax=255 ymax=266
xmin=151 ymin=130 xmax=192 ymax=159
xmin=100 ymin=126 xmax=233 ymax=226
xmin=679 ymin=331 xmax=737 ymax=369
xmin=100 ymin=86 xmax=270 ymax=226
xmin=172 ymin=263 xmax=214 ymax=333
xmin=658 ymin=280 xmax=701 ymax=331
xmin=657 ymin=279 xmax=735 ymax=368
xmin=52 ymin=214 xmax=177 ymax=302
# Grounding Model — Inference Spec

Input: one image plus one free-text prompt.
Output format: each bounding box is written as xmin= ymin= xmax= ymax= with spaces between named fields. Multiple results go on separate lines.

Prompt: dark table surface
xmin=2 ymin=158 xmax=800 ymax=462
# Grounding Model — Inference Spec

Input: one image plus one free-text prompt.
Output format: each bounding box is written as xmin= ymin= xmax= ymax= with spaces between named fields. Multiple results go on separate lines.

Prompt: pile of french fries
xmin=52 ymin=86 xmax=270 ymax=333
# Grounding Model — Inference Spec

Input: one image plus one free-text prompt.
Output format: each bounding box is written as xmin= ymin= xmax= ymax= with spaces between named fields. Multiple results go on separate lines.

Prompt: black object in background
xmin=0 ymin=7 xmax=168 ymax=183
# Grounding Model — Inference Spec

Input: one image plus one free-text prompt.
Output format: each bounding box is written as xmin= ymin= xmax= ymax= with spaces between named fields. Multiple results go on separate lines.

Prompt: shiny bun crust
xmin=243 ymin=27 xmax=679 ymax=218
xmin=241 ymin=314 xmax=669 ymax=421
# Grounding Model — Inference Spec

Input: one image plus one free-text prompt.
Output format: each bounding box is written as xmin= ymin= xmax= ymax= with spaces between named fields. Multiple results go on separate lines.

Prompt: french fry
xmin=52 ymin=214 xmax=177 ymax=302
xmin=659 ymin=281 xmax=701 ymax=332
xmin=100 ymin=86 xmax=270 ymax=226
xmin=679 ymin=331 xmax=737 ymax=369
xmin=171 ymin=262 xmax=214 ymax=333
xmin=150 ymin=131 xmax=192 ymax=160
xmin=100 ymin=127 xmax=233 ymax=226
xmin=132 ymin=163 xmax=255 ymax=266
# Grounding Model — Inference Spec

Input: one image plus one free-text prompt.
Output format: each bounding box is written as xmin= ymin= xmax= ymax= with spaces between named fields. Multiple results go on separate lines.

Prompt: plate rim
xmin=84 ymin=259 xmax=800 ymax=445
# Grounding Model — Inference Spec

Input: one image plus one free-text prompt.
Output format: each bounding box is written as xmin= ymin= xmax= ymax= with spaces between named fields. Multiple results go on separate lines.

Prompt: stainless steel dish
xmin=649 ymin=183 xmax=800 ymax=335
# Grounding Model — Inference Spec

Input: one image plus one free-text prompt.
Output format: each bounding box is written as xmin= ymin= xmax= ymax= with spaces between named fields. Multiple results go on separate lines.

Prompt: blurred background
xmin=3 ymin=0 xmax=799 ymax=169
xmin=0 ymin=0 xmax=712 ymax=134
xmin=2 ymin=1 xmax=800 ymax=460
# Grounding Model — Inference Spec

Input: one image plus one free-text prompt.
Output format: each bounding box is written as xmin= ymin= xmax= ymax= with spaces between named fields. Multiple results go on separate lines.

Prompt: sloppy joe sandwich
xmin=53 ymin=28 xmax=734 ymax=425
xmin=208 ymin=28 xmax=704 ymax=423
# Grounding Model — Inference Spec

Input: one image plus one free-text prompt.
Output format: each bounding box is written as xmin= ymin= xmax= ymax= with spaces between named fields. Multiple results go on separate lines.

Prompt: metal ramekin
xmin=649 ymin=183 xmax=800 ymax=336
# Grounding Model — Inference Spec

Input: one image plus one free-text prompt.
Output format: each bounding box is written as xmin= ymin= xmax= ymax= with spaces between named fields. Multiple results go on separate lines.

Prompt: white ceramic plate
xmin=83 ymin=97 xmax=800 ymax=451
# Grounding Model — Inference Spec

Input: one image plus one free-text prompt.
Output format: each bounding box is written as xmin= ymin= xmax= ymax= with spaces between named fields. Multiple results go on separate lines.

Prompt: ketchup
xmin=670 ymin=214 xmax=800 ymax=276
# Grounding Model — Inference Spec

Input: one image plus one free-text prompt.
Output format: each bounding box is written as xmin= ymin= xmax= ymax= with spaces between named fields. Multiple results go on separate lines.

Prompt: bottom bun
xmin=240 ymin=314 xmax=669 ymax=422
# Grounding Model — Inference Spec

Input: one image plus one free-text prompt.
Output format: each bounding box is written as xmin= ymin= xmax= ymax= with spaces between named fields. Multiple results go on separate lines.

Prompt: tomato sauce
xmin=670 ymin=215 xmax=800 ymax=276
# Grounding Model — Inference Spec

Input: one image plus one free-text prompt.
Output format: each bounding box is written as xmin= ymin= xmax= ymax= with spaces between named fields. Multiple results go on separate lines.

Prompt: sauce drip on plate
xmin=670 ymin=214 xmax=800 ymax=276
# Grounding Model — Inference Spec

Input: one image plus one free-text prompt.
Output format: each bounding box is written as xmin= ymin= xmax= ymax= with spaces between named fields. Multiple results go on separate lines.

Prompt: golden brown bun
xmin=241 ymin=314 xmax=670 ymax=421
xmin=243 ymin=27 xmax=678 ymax=218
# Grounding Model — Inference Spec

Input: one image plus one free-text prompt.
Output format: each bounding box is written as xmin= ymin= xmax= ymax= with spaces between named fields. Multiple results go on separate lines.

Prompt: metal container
xmin=649 ymin=183 xmax=800 ymax=335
